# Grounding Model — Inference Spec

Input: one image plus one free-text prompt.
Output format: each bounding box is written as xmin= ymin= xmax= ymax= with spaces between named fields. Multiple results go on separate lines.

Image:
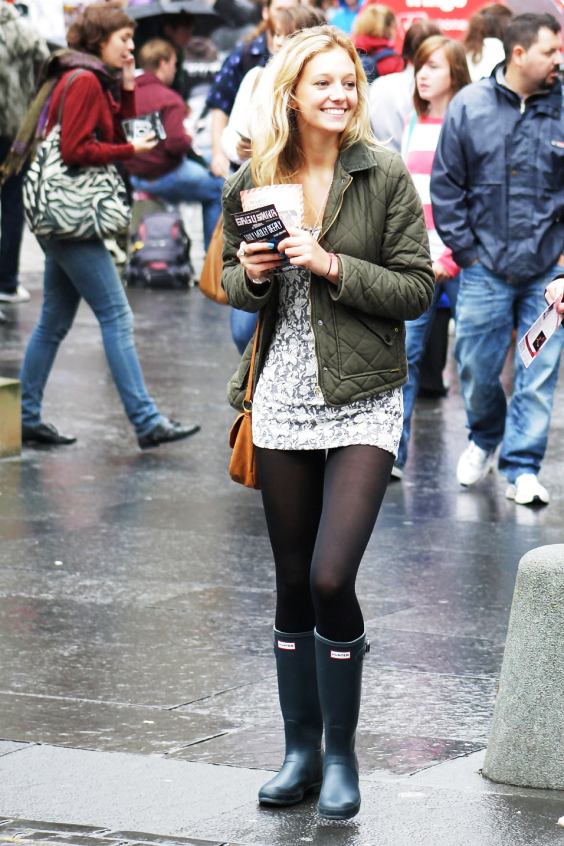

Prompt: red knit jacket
xmin=124 ymin=72 xmax=192 ymax=180
xmin=46 ymin=69 xmax=136 ymax=166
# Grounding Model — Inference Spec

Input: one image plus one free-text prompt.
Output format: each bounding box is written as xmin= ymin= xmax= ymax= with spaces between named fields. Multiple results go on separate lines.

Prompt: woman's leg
xmin=44 ymin=239 xmax=161 ymax=436
xmin=20 ymin=247 xmax=81 ymax=426
xmin=254 ymin=447 xmax=326 ymax=806
xmin=255 ymin=447 xmax=326 ymax=632
xmin=310 ymin=444 xmax=394 ymax=641
xmin=310 ymin=444 xmax=393 ymax=820
xmin=397 ymin=287 xmax=440 ymax=470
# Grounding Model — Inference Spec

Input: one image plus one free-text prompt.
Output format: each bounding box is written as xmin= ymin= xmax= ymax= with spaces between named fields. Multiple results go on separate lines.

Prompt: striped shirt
xmin=401 ymin=114 xmax=458 ymax=277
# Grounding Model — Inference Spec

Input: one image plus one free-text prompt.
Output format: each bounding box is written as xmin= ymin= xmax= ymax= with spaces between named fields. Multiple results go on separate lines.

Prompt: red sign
xmin=385 ymin=0 xmax=503 ymax=40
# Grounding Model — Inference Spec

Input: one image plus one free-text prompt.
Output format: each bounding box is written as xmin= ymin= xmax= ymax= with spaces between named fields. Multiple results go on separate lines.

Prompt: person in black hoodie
xmin=126 ymin=38 xmax=223 ymax=249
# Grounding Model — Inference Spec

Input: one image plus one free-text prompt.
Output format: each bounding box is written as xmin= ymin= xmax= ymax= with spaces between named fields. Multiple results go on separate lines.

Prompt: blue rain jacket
xmin=431 ymin=66 xmax=564 ymax=282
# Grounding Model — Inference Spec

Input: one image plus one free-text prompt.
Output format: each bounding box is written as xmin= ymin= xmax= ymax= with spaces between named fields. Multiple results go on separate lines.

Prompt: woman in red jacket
xmin=18 ymin=3 xmax=199 ymax=449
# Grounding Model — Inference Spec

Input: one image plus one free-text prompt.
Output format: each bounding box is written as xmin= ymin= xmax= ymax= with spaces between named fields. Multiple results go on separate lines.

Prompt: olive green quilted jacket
xmin=222 ymin=142 xmax=435 ymax=410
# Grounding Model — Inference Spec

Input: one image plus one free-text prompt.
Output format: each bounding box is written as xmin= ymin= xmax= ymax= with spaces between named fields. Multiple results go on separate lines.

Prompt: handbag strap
xmin=56 ymin=70 xmax=87 ymax=127
xmin=243 ymin=320 xmax=260 ymax=408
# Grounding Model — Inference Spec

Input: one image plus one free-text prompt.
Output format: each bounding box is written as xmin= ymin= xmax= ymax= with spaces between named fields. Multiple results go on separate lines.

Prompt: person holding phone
xmin=221 ymin=26 xmax=433 ymax=819
xmin=8 ymin=3 xmax=199 ymax=448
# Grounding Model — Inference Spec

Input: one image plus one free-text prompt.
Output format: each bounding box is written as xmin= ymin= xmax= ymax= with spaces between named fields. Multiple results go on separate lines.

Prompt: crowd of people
xmin=0 ymin=0 xmax=562 ymax=821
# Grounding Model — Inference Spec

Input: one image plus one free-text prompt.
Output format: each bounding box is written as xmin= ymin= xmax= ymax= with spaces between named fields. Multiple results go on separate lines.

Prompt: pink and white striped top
xmin=401 ymin=114 xmax=459 ymax=278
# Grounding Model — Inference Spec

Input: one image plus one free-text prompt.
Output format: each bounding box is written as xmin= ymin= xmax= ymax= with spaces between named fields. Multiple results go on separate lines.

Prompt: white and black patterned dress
xmin=252 ymin=264 xmax=403 ymax=454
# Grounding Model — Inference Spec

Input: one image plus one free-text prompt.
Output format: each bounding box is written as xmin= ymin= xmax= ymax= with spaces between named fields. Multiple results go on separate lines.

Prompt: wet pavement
xmin=0 ymin=223 xmax=563 ymax=845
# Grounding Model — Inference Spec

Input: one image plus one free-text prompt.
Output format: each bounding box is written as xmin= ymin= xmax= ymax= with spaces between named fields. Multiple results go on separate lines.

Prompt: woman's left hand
xmin=277 ymin=227 xmax=335 ymax=280
xmin=122 ymin=56 xmax=136 ymax=92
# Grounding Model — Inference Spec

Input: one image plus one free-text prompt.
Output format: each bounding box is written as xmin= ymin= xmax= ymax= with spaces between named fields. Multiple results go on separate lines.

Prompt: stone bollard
xmin=0 ymin=378 xmax=21 ymax=458
xmin=483 ymin=544 xmax=564 ymax=789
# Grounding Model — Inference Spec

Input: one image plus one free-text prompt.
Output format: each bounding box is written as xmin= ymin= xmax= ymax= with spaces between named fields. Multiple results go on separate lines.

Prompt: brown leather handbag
xmin=228 ymin=324 xmax=260 ymax=489
xmin=199 ymin=218 xmax=228 ymax=305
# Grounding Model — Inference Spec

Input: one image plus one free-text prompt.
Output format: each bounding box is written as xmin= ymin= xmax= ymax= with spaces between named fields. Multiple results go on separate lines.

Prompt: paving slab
xmin=0 ymin=741 xmax=32 ymax=758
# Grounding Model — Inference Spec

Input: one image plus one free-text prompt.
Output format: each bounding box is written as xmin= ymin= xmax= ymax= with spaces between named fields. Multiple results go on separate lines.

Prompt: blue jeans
xmin=131 ymin=158 xmax=223 ymax=250
xmin=397 ymin=279 xmax=459 ymax=469
xmin=230 ymin=308 xmax=258 ymax=355
xmin=0 ymin=136 xmax=25 ymax=292
xmin=20 ymin=238 xmax=162 ymax=436
xmin=454 ymin=262 xmax=563 ymax=483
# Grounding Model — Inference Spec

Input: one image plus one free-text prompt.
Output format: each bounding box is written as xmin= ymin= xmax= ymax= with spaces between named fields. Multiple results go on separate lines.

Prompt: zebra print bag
xmin=23 ymin=71 xmax=130 ymax=241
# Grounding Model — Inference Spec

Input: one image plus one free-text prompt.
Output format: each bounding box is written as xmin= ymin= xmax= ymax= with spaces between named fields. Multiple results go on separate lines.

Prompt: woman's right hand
xmin=237 ymin=240 xmax=284 ymax=283
xmin=132 ymin=132 xmax=159 ymax=154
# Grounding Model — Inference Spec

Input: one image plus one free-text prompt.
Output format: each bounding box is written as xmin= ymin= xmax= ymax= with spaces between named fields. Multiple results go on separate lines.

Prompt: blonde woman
xmin=221 ymin=25 xmax=433 ymax=819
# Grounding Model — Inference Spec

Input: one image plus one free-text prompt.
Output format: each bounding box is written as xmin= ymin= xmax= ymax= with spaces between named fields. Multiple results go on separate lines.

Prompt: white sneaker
xmin=0 ymin=285 xmax=31 ymax=303
xmin=456 ymin=442 xmax=495 ymax=487
xmin=506 ymin=474 xmax=549 ymax=506
xmin=390 ymin=464 xmax=403 ymax=481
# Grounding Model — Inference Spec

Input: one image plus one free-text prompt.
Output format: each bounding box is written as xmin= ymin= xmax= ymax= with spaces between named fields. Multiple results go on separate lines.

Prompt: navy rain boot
xmin=315 ymin=630 xmax=368 ymax=820
xmin=258 ymin=629 xmax=323 ymax=806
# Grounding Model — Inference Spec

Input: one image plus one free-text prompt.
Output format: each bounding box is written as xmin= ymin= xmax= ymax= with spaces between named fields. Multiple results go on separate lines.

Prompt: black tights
xmin=256 ymin=445 xmax=394 ymax=642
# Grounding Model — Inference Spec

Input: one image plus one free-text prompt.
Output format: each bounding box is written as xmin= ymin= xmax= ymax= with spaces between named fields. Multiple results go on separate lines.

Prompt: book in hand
xmin=122 ymin=111 xmax=167 ymax=142
xmin=518 ymin=297 xmax=563 ymax=368
xmin=232 ymin=204 xmax=293 ymax=272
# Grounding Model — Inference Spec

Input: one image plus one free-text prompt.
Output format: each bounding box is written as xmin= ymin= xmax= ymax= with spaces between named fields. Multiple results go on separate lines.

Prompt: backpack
xmin=124 ymin=210 xmax=193 ymax=289
xmin=361 ymin=47 xmax=399 ymax=84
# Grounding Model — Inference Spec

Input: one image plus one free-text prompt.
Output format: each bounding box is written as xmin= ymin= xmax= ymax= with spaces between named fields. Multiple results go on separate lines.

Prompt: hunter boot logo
xmin=330 ymin=650 xmax=351 ymax=660
xmin=277 ymin=640 xmax=296 ymax=650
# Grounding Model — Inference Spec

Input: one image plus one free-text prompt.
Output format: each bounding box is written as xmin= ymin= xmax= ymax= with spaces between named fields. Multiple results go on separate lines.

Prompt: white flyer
xmin=518 ymin=298 xmax=563 ymax=368
xmin=240 ymin=184 xmax=304 ymax=231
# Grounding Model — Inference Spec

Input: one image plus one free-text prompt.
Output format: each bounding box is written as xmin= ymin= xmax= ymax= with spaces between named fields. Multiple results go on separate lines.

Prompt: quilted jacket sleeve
xmin=221 ymin=168 xmax=275 ymax=312
xmin=329 ymin=155 xmax=434 ymax=321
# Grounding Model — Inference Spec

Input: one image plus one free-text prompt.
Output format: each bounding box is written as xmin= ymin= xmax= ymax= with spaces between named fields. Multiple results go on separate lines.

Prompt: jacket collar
xmin=320 ymin=143 xmax=378 ymax=239
xmin=492 ymin=62 xmax=562 ymax=116
xmin=338 ymin=142 xmax=379 ymax=174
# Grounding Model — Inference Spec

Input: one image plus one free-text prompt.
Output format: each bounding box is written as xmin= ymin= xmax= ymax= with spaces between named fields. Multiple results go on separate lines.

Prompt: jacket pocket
xmin=467 ymin=183 xmax=503 ymax=243
xmin=333 ymin=307 xmax=401 ymax=379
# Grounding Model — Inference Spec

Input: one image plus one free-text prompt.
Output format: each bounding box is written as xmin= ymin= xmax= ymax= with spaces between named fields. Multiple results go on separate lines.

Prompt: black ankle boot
xmin=258 ymin=629 xmax=323 ymax=806
xmin=315 ymin=630 xmax=368 ymax=820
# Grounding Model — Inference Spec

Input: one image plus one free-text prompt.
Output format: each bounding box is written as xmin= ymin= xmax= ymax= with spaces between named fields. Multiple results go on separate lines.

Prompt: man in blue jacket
xmin=431 ymin=13 xmax=563 ymax=507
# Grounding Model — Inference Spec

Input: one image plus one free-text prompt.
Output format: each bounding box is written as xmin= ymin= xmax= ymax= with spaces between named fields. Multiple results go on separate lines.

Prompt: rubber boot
xmin=258 ymin=629 xmax=323 ymax=806
xmin=315 ymin=629 xmax=368 ymax=820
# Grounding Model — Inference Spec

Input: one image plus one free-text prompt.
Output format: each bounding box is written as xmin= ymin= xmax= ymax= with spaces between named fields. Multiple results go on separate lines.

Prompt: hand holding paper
xmin=544 ymin=276 xmax=564 ymax=314
xmin=518 ymin=290 xmax=563 ymax=369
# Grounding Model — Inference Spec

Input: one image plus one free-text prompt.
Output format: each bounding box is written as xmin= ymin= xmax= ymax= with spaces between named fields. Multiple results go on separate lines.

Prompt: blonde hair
xmin=352 ymin=4 xmax=396 ymax=40
xmin=138 ymin=38 xmax=175 ymax=72
xmin=250 ymin=25 xmax=376 ymax=187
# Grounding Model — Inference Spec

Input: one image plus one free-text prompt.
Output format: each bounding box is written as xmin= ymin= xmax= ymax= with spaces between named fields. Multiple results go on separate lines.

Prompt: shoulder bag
xmin=23 ymin=70 xmax=130 ymax=241
xmin=228 ymin=322 xmax=260 ymax=489
xmin=199 ymin=217 xmax=228 ymax=305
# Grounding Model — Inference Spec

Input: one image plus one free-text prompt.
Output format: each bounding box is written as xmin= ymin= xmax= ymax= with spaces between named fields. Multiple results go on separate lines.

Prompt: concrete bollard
xmin=0 ymin=378 xmax=21 ymax=458
xmin=483 ymin=544 xmax=564 ymax=790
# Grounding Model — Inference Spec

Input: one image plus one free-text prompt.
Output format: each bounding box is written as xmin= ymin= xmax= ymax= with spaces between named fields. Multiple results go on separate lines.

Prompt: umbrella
xmin=127 ymin=0 xmax=222 ymax=30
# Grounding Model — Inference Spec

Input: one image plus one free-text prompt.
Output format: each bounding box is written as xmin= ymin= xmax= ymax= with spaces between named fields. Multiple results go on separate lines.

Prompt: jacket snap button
xmin=394 ymin=327 xmax=399 ymax=332
xmin=323 ymin=366 xmax=328 ymax=372
xmin=317 ymin=319 xmax=323 ymax=326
